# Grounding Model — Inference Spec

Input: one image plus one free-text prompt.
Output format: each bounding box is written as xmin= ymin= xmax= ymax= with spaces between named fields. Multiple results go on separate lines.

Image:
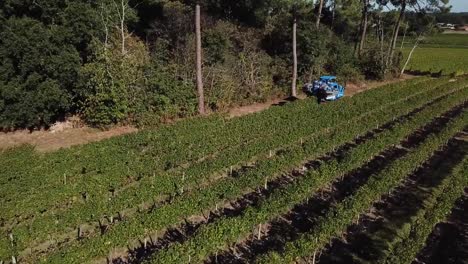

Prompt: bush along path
xmin=253 ymin=110 xmax=468 ymax=264
xmin=6 ymin=78 xmax=464 ymax=263
xmin=142 ymin=98 xmax=468 ymax=262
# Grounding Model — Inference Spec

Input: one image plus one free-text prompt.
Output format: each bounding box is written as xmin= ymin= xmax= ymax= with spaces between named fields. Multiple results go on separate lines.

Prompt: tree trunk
xmin=195 ymin=4 xmax=205 ymax=115
xmin=292 ymin=18 xmax=298 ymax=98
xmin=358 ymin=0 xmax=369 ymax=57
xmin=331 ymin=0 xmax=336 ymax=27
xmin=120 ymin=0 xmax=126 ymax=55
xmin=400 ymin=36 xmax=421 ymax=76
xmin=386 ymin=0 xmax=406 ymax=67
xmin=400 ymin=21 xmax=408 ymax=50
xmin=316 ymin=0 xmax=324 ymax=29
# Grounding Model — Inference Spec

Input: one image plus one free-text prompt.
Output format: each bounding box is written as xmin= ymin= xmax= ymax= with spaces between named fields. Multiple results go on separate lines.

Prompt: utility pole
xmin=195 ymin=4 xmax=205 ymax=114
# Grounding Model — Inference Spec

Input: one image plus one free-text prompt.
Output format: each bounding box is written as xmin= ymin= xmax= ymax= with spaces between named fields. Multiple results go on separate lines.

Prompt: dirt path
xmin=0 ymin=75 xmax=416 ymax=152
xmin=229 ymin=74 xmax=416 ymax=118
xmin=0 ymin=126 xmax=137 ymax=152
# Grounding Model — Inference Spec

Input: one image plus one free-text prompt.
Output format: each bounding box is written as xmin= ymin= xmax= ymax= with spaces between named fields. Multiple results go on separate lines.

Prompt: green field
xmin=403 ymin=47 xmax=468 ymax=74
xmin=1 ymin=76 xmax=468 ymax=264
xmin=403 ymin=33 xmax=468 ymax=49
xmin=402 ymin=34 xmax=468 ymax=75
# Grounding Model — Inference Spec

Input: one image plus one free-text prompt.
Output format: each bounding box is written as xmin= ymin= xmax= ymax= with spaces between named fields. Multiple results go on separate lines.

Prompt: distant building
xmin=437 ymin=23 xmax=456 ymax=30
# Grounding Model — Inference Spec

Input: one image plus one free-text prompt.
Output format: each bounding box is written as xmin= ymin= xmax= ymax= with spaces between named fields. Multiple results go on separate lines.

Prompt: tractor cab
xmin=303 ymin=75 xmax=345 ymax=101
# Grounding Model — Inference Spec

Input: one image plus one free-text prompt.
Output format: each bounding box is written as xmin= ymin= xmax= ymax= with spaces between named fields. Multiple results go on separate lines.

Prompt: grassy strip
xmin=31 ymin=82 xmax=467 ymax=263
xmin=255 ymin=110 xmax=468 ymax=264
xmin=378 ymin=157 xmax=468 ymax=264
xmin=5 ymin=79 xmax=458 ymax=258
xmin=144 ymin=93 xmax=468 ymax=263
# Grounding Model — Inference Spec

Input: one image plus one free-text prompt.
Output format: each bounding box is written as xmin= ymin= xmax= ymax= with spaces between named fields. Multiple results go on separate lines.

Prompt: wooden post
xmin=195 ymin=4 xmax=205 ymax=114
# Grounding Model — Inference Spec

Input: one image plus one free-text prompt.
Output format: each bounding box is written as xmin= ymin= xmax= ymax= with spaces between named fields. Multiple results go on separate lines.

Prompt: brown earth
xmin=0 ymin=126 xmax=137 ymax=152
xmin=0 ymin=74 xmax=416 ymax=152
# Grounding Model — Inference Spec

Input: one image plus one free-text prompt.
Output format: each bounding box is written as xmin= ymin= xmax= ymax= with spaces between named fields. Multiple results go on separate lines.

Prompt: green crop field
xmin=403 ymin=33 xmax=468 ymax=49
xmin=402 ymin=47 xmax=468 ymax=75
xmin=1 ymin=76 xmax=468 ymax=264
xmin=402 ymin=34 xmax=468 ymax=75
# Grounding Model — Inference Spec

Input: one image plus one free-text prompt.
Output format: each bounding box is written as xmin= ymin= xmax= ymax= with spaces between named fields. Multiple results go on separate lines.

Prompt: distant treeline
xmin=435 ymin=12 xmax=468 ymax=24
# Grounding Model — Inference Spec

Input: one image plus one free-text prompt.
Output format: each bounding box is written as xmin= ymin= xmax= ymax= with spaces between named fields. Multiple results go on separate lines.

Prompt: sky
xmin=450 ymin=0 xmax=468 ymax=12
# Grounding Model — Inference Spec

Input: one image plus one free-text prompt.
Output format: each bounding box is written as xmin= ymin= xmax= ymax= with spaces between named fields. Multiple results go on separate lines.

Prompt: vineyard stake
xmin=78 ymin=225 xmax=82 ymax=239
xmin=182 ymin=172 xmax=185 ymax=182
xmin=269 ymin=150 xmax=272 ymax=158
xmin=63 ymin=173 xmax=67 ymax=185
xmin=8 ymin=233 xmax=13 ymax=244
xmin=11 ymin=256 xmax=16 ymax=264
xmin=230 ymin=166 xmax=233 ymax=176
xmin=144 ymin=238 xmax=147 ymax=249
xmin=264 ymin=177 xmax=268 ymax=190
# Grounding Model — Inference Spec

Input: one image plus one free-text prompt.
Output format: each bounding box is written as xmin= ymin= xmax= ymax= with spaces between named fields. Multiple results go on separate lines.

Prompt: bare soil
xmin=0 ymin=126 xmax=137 ymax=152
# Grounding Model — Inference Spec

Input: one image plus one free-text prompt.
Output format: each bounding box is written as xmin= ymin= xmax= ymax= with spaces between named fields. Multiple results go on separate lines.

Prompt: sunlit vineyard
xmin=1 ymin=75 xmax=468 ymax=264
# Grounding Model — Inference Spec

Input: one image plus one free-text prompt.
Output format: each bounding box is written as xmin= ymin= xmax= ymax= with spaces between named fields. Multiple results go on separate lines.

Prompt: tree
xmin=386 ymin=0 xmax=407 ymax=67
xmin=292 ymin=17 xmax=298 ymax=97
xmin=316 ymin=0 xmax=325 ymax=29
xmin=379 ymin=0 xmax=450 ymax=67
xmin=195 ymin=4 xmax=205 ymax=114
xmin=400 ymin=34 xmax=422 ymax=76
xmin=357 ymin=0 xmax=370 ymax=57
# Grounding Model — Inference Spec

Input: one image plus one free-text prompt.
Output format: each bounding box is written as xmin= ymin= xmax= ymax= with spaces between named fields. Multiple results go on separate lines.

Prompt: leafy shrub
xmin=0 ymin=17 xmax=80 ymax=129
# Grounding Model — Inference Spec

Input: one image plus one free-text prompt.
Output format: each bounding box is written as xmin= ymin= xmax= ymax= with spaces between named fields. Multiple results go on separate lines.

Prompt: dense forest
xmin=0 ymin=0 xmax=450 ymax=129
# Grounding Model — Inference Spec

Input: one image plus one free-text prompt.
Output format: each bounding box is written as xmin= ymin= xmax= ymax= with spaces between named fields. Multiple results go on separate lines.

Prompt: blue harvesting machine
xmin=303 ymin=75 xmax=345 ymax=101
